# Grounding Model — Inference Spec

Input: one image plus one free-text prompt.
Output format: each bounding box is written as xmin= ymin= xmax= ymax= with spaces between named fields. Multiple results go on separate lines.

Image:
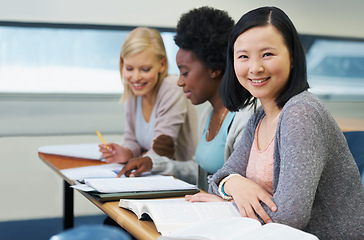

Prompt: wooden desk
xmin=39 ymin=152 xmax=161 ymax=240
xmin=39 ymin=117 xmax=362 ymax=238
xmin=334 ymin=117 xmax=364 ymax=132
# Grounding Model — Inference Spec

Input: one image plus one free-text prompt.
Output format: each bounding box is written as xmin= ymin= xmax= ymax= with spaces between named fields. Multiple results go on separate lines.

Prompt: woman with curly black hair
xmin=119 ymin=6 xmax=253 ymax=190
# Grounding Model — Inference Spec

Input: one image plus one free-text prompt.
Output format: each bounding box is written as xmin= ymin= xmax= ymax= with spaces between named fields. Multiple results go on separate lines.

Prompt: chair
xmin=343 ymin=131 xmax=364 ymax=188
xmin=49 ymin=225 xmax=131 ymax=240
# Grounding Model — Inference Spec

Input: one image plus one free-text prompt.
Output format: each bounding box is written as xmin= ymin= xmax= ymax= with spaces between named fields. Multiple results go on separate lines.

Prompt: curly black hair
xmin=174 ymin=6 xmax=234 ymax=73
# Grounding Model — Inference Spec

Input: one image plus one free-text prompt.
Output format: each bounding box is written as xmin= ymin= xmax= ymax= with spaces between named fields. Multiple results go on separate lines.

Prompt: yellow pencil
xmin=96 ymin=130 xmax=109 ymax=149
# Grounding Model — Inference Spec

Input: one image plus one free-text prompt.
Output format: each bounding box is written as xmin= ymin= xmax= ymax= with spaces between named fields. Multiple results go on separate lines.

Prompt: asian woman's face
xmin=122 ymin=47 xmax=166 ymax=99
xmin=233 ymin=25 xmax=292 ymax=102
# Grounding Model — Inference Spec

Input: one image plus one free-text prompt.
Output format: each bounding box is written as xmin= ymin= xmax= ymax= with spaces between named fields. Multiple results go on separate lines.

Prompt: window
xmin=0 ymin=22 xmax=179 ymax=136
xmin=302 ymin=35 xmax=364 ymax=101
xmin=0 ymin=22 xmax=179 ymax=95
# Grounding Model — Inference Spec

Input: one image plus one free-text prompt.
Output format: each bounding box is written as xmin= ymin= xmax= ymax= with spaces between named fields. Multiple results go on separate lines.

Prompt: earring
xmin=211 ymin=71 xmax=215 ymax=78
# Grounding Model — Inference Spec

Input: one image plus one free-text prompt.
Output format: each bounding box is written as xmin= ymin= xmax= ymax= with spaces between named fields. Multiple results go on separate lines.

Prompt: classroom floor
xmin=0 ymin=214 xmax=107 ymax=240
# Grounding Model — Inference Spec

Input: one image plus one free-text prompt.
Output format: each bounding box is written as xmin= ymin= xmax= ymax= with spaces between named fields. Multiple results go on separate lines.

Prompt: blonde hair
xmin=120 ymin=27 xmax=169 ymax=102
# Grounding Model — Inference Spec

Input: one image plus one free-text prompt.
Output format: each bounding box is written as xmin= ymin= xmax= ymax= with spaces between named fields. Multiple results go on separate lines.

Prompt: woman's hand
xmin=224 ymin=175 xmax=277 ymax=223
xmin=185 ymin=193 xmax=226 ymax=203
xmin=117 ymin=156 xmax=153 ymax=177
xmin=99 ymin=143 xmax=132 ymax=163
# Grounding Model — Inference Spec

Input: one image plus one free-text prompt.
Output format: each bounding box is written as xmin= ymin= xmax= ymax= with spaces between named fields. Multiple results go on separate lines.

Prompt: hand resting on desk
xmin=99 ymin=143 xmax=133 ymax=164
xmin=185 ymin=192 xmax=226 ymax=203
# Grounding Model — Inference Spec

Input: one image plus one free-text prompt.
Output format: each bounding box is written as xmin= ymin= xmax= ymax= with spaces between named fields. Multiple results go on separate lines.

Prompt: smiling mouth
xmin=250 ymin=77 xmax=270 ymax=83
xmin=132 ymin=82 xmax=147 ymax=87
xmin=183 ymin=90 xmax=192 ymax=98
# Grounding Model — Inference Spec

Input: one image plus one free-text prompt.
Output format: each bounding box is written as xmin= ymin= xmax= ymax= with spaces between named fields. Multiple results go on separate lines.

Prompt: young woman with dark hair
xmin=187 ymin=6 xmax=364 ymax=239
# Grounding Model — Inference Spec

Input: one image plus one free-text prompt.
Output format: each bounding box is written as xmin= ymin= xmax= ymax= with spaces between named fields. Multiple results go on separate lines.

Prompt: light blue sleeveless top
xmin=195 ymin=111 xmax=235 ymax=174
xmin=135 ymin=96 xmax=156 ymax=153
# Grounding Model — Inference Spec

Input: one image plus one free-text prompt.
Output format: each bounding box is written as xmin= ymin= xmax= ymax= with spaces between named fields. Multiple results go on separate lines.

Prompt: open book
xmin=158 ymin=217 xmax=319 ymax=240
xmin=119 ymin=199 xmax=319 ymax=239
xmin=38 ymin=143 xmax=102 ymax=160
xmin=118 ymin=198 xmax=241 ymax=235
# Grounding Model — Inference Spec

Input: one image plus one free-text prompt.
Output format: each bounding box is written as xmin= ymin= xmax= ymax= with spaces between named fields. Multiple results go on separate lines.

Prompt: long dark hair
xmin=220 ymin=6 xmax=309 ymax=111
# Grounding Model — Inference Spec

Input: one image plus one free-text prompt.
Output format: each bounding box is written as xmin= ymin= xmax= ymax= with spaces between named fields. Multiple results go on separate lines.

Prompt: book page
xmin=38 ymin=143 xmax=102 ymax=160
xmin=84 ymin=176 xmax=197 ymax=193
xmin=239 ymin=222 xmax=319 ymax=240
xmin=128 ymin=200 xmax=241 ymax=235
xmin=119 ymin=199 xmax=186 ymax=219
xmin=159 ymin=217 xmax=261 ymax=239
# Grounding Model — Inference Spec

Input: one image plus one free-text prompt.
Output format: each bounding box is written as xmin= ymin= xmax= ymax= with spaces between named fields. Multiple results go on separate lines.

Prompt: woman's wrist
xmin=218 ymin=173 xmax=240 ymax=200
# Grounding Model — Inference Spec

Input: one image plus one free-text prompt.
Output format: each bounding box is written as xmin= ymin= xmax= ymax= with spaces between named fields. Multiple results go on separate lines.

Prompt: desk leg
xmin=63 ymin=181 xmax=74 ymax=229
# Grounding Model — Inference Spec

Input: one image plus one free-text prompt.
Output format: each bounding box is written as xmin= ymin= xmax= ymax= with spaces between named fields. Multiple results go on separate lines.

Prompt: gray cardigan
xmin=209 ymin=91 xmax=364 ymax=240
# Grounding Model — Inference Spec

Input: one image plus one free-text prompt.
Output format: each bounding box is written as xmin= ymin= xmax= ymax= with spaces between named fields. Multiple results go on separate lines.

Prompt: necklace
xmin=206 ymin=108 xmax=228 ymax=141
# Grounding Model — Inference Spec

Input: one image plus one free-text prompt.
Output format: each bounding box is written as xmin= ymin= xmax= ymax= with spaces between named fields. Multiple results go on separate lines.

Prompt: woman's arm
xmin=149 ymin=155 xmax=199 ymax=184
xmin=262 ymin=102 xmax=327 ymax=229
xmin=122 ymin=97 xmax=142 ymax=158
xmin=208 ymin=109 xmax=275 ymax=223
xmin=146 ymin=78 xmax=192 ymax=157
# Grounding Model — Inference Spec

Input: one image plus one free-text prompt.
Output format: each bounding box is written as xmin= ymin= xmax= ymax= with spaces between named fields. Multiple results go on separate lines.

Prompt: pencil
xmin=96 ymin=130 xmax=109 ymax=149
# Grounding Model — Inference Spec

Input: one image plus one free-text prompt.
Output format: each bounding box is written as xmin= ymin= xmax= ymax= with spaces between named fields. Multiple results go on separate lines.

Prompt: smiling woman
xmin=206 ymin=6 xmax=364 ymax=240
xmin=98 ymin=27 xmax=198 ymax=170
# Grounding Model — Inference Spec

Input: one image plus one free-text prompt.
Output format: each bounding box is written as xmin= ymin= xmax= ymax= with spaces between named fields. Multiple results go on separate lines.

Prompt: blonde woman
xmin=100 ymin=27 xmax=197 ymax=169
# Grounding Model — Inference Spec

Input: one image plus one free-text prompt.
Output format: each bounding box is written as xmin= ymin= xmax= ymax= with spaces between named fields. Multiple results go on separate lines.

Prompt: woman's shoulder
xmin=285 ymin=91 xmax=323 ymax=109
xmin=159 ymin=74 xmax=180 ymax=91
xmin=281 ymin=91 xmax=327 ymax=115
xmin=281 ymin=91 xmax=333 ymax=125
xmin=155 ymin=74 xmax=188 ymax=109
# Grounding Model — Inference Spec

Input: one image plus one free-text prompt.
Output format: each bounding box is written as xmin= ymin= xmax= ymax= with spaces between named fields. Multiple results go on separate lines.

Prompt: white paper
xmin=38 ymin=143 xmax=102 ymax=160
xmin=60 ymin=163 xmax=123 ymax=181
xmin=71 ymin=184 xmax=95 ymax=192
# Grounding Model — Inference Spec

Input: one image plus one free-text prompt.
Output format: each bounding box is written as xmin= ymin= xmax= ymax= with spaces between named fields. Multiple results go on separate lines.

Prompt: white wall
xmin=1 ymin=0 xmax=364 ymax=38
xmin=1 ymin=0 xmax=364 ymax=222
xmin=0 ymin=134 xmax=121 ymax=221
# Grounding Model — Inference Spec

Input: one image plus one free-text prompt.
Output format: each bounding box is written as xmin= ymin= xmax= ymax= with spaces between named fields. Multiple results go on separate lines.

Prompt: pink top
xmin=246 ymin=119 xmax=274 ymax=195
